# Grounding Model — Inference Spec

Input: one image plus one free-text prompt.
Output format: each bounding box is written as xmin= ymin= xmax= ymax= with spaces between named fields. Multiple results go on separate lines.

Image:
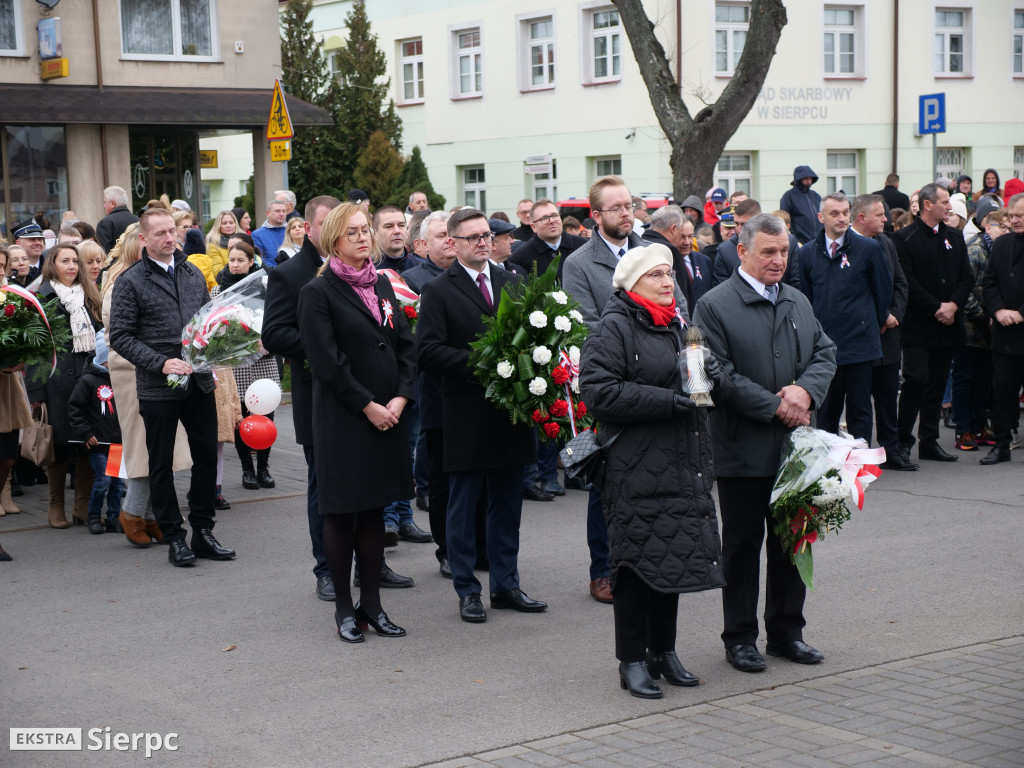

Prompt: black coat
xmin=873 ymin=232 xmax=908 ymax=365
xmin=96 ymin=206 xmax=140 ymax=253
xmin=893 ymin=217 xmax=973 ymax=347
xmin=874 ymin=185 xmax=911 ymax=215
xmin=982 ymin=233 xmax=1024 ymax=355
xmin=68 ymin=362 xmax=123 ymax=448
xmin=297 ymin=268 xmax=417 ymax=514
xmin=509 ymin=232 xmax=587 ymax=280
xmin=261 ymin=237 xmax=320 ymax=445
xmin=580 ymin=292 xmax=726 ymax=594
xmin=416 ymin=262 xmax=535 ymax=472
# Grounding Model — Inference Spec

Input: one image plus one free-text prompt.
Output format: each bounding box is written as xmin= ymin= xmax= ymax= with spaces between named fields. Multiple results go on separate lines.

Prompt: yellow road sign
xmin=199 ymin=150 xmax=218 ymax=168
xmin=270 ymin=140 xmax=291 ymax=162
xmin=266 ymin=79 xmax=294 ymax=140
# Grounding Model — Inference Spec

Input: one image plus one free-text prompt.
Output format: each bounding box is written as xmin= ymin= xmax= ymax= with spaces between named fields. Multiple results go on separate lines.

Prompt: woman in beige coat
xmin=101 ymin=227 xmax=193 ymax=547
xmin=213 ymin=366 xmax=242 ymax=509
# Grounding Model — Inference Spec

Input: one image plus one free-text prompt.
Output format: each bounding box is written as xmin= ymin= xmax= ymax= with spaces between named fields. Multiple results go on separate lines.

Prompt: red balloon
xmin=239 ymin=415 xmax=277 ymax=450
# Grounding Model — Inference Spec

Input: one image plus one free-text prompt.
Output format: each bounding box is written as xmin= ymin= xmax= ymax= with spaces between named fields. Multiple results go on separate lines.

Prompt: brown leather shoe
xmin=589 ymin=577 xmax=613 ymax=604
xmin=119 ymin=511 xmax=151 ymax=548
xmin=144 ymin=519 xmax=164 ymax=543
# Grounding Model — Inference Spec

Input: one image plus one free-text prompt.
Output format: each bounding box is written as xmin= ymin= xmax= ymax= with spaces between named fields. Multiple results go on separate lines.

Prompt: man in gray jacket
xmin=693 ymin=213 xmax=836 ymax=674
xmin=109 ymin=208 xmax=235 ymax=567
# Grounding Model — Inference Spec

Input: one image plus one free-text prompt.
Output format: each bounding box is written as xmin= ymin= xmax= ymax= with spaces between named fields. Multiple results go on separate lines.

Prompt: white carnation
xmin=496 ymin=360 xmax=514 ymax=379
xmin=528 ymin=377 xmax=547 ymax=396
xmin=569 ymin=346 xmax=581 ymax=366
xmin=550 ymin=291 xmax=568 ymax=305
xmin=529 ymin=311 xmax=548 ymax=328
xmin=569 ymin=309 xmax=583 ymax=323
xmin=532 ymin=346 xmax=552 ymax=365
xmin=553 ymin=315 xmax=571 ymax=332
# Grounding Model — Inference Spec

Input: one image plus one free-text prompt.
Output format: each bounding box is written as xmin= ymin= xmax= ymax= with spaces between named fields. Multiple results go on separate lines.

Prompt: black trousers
xmin=898 ymin=346 xmax=955 ymax=450
xmin=139 ymin=389 xmax=218 ymax=543
xmin=718 ymin=476 xmax=806 ymax=647
xmin=425 ymin=427 xmax=486 ymax=564
xmin=820 ymin=360 xmax=875 ymax=443
xmin=612 ymin=566 xmax=679 ymax=662
xmin=990 ymin=353 xmax=1024 ymax=449
xmin=871 ymin=361 xmax=901 ymax=456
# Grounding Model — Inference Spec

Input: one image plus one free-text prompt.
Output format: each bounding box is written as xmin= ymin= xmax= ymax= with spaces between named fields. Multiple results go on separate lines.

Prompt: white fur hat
xmin=612 ymin=244 xmax=674 ymax=291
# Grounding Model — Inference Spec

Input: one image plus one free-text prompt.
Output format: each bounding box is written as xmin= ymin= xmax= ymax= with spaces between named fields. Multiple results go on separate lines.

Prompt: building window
xmin=582 ymin=7 xmax=621 ymax=84
xmin=532 ymin=164 xmax=558 ymax=201
xmin=593 ymin=156 xmax=622 ymax=178
xmin=0 ymin=0 xmax=24 ymax=55
xmin=462 ymin=166 xmax=486 ymax=210
xmin=521 ymin=17 xmax=555 ymax=90
xmin=715 ymin=2 xmax=749 ymax=75
xmin=400 ymin=38 xmax=424 ymax=103
xmin=716 ymin=153 xmax=753 ymax=197
xmin=935 ymin=147 xmax=967 ymax=180
xmin=453 ymin=28 xmax=482 ymax=98
xmin=0 ymin=126 xmax=68 ymax=240
xmin=327 ymin=50 xmax=342 ymax=81
xmin=1015 ymin=147 xmax=1024 ymax=181
xmin=201 ymin=182 xmax=211 ymax=222
xmin=826 ymin=150 xmax=858 ymax=195
xmin=823 ymin=6 xmax=861 ymax=77
xmin=121 ymin=0 xmax=216 ymax=60
xmin=1014 ymin=10 xmax=1023 ymax=75
xmin=934 ymin=8 xmax=970 ymax=75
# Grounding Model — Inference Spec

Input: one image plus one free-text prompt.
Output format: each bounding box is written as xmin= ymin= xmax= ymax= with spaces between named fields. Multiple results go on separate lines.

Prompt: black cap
xmin=488 ymin=218 xmax=515 ymax=235
xmin=347 ymin=189 xmax=368 ymax=203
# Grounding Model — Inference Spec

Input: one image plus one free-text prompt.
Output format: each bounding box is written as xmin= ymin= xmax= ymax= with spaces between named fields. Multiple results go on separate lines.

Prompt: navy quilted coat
xmin=580 ymin=291 xmax=726 ymax=594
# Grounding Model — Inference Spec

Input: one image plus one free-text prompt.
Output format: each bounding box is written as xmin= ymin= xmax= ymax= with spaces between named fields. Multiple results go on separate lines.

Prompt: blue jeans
xmin=383 ymin=499 xmax=413 ymax=528
xmin=523 ymin=431 xmax=561 ymax=487
xmin=87 ymin=451 xmax=125 ymax=521
xmin=385 ymin=400 xmax=420 ymax=528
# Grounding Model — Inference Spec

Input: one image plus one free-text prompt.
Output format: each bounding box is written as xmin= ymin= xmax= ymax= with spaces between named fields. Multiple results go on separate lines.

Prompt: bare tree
xmin=614 ymin=0 xmax=787 ymax=200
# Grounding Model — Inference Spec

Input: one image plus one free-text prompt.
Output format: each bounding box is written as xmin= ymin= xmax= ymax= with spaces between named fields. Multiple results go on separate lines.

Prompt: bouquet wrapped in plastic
xmin=770 ymin=426 xmax=885 ymax=590
xmin=168 ymin=271 xmax=267 ymax=389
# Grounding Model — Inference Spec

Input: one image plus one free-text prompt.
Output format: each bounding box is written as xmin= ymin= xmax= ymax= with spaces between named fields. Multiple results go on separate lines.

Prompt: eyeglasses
xmin=642 ymin=269 xmax=675 ymax=282
xmin=451 ymin=233 xmax=496 ymax=244
xmin=343 ymin=226 xmax=374 ymax=242
xmin=533 ymin=213 xmax=560 ymax=225
xmin=595 ymin=204 xmax=633 ymax=215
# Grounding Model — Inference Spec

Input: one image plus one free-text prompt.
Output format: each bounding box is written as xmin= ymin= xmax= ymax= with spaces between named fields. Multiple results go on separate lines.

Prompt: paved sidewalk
xmin=420 ymin=637 xmax=1024 ymax=768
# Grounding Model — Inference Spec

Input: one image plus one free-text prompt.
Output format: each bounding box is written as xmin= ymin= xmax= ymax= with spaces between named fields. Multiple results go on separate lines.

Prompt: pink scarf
xmin=329 ymin=257 xmax=381 ymax=324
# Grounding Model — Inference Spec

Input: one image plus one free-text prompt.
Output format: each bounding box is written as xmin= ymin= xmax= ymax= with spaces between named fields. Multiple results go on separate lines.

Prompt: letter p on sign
xmin=918 ymin=93 xmax=946 ymax=135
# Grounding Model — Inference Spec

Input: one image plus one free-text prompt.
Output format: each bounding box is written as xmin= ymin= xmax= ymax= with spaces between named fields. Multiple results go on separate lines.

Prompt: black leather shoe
xmin=214 ymin=486 xmax=231 ymax=510
xmin=490 ymin=588 xmax=548 ymax=612
xmin=919 ymin=441 xmax=958 ymax=462
xmin=398 ymin=521 xmax=433 ymax=543
xmin=460 ymin=593 xmax=487 ymax=623
xmin=881 ymin=451 xmax=919 ymax=471
xmin=766 ymin=639 xmax=824 ymax=664
xmin=415 ymin=494 xmax=429 ymax=511
xmin=980 ymin=446 xmax=1011 ymax=465
xmin=564 ymin=477 xmax=593 ymax=491
xmin=257 ymin=469 xmax=275 ymax=488
xmin=168 ymin=539 xmax=197 ymax=567
xmin=355 ymin=602 xmax=406 ymax=637
xmin=646 ymin=651 xmax=699 ymax=687
xmin=541 ymin=480 xmax=566 ymax=496
xmin=726 ymin=644 xmax=767 ymax=672
xmin=87 ymin=518 xmax=105 ymax=535
xmin=191 ymin=529 xmax=236 ymax=560
xmin=523 ymin=485 xmax=555 ymax=502
xmin=316 ymin=574 xmax=336 ymax=601
xmin=380 ymin=562 xmax=414 ymax=588
xmin=335 ymin=612 xmax=365 ymax=644
xmin=619 ymin=661 xmax=663 ymax=699
xmin=241 ymin=470 xmax=259 ymax=490
xmin=383 ymin=525 xmax=400 ymax=547
xmin=439 ymin=558 xmax=452 ymax=579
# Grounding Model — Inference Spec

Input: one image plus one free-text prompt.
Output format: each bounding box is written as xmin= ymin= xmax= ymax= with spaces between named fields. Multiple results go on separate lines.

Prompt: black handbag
xmin=559 ymin=427 xmax=619 ymax=488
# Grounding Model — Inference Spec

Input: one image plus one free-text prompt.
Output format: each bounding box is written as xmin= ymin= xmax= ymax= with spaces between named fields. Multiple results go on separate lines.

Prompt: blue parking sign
xmin=919 ymin=93 xmax=946 ymax=134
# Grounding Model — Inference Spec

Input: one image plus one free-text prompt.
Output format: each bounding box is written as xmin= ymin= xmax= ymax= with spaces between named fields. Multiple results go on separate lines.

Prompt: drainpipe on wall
xmin=891 ymin=0 xmax=899 ymax=174
xmin=92 ymin=0 xmax=108 ymax=188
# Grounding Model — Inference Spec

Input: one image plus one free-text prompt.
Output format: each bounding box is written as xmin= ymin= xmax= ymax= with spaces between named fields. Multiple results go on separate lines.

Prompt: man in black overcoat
xmin=509 ymin=199 xmax=586 ymax=280
xmin=417 ymin=208 xmax=547 ymax=623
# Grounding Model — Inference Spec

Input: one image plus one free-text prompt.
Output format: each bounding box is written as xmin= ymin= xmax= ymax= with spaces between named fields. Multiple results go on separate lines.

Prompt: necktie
xmin=830 ymin=241 xmax=838 ymax=259
xmin=764 ymin=284 xmax=778 ymax=304
xmin=617 ymin=248 xmax=625 ymax=259
xmin=476 ymin=272 xmax=492 ymax=310
xmin=685 ymin=257 xmax=694 ymax=280
xmin=167 ymin=264 xmax=175 ymax=279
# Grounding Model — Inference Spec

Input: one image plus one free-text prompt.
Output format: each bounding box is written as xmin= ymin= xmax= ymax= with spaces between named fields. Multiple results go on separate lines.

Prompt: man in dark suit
xmin=643 ymin=205 xmax=712 ymax=316
xmin=851 ymin=194 xmax=913 ymax=470
xmin=712 ymin=200 xmax=801 ymax=291
xmin=509 ymin=199 xmax=586 ymax=280
xmin=262 ymin=195 xmax=412 ymax=597
xmin=417 ymin=208 xmax=547 ymax=623
xmin=798 ymin=193 xmax=892 ymax=444
xmin=512 ymin=199 xmax=534 ymax=242
xmin=872 ymin=173 xmax=911 ymax=216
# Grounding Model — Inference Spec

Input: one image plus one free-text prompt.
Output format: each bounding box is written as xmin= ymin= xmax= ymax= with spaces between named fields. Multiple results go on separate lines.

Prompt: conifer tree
xmin=353 ymin=131 xmax=404 ymax=207
xmin=389 ymin=146 xmax=446 ymax=211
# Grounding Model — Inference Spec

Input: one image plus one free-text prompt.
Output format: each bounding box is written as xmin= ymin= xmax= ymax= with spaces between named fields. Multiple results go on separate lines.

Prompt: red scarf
xmin=626 ymin=291 xmax=677 ymax=327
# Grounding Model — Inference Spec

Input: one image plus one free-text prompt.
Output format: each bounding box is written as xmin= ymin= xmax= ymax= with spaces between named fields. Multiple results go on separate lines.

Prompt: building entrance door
xmin=129 ymin=129 xmax=200 ymax=216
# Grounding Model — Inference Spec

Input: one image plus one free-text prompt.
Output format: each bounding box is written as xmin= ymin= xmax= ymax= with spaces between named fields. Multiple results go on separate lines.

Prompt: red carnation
xmin=403 ymin=304 xmax=417 ymax=319
xmin=543 ymin=422 xmax=561 ymax=438
xmin=532 ymin=409 xmax=549 ymax=423
xmin=576 ymin=402 xmax=587 ymax=417
xmin=551 ymin=366 xmax=569 ymax=385
xmin=3 ymin=304 xmax=14 ymax=317
xmin=549 ymin=399 xmax=569 ymax=418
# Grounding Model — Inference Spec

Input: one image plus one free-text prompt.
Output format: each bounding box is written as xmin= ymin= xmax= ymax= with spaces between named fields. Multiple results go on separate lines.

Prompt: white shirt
xmin=738 ymin=265 xmax=774 ymax=298
xmin=825 ymin=233 xmax=845 ymax=258
xmin=596 ymin=229 xmax=628 ymax=260
xmin=456 ymin=259 xmax=492 ymax=303
xmin=146 ymin=256 xmax=172 ymax=273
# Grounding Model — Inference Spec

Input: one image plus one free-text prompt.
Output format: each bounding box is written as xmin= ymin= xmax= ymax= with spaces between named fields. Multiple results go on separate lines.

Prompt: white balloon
xmin=245 ymin=378 xmax=282 ymax=416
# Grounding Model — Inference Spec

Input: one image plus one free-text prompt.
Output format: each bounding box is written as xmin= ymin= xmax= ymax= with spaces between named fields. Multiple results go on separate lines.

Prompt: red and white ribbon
xmin=381 ymin=298 xmax=394 ymax=329
xmin=558 ymin=350 xmax=581 ymax=437
xmin=828 ymin=444 xmax=885 ymax=510
xmin=97 ymin=384 xmax=115 ymax=416
xmin=1 ymin=283 xmax=58 ymax=376
xmin=379 ymin=269 xmax=420 ymax=303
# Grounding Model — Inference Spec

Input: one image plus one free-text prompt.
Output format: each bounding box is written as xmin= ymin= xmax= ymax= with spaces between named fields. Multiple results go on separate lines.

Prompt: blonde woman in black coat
xmin=298 ymin=203 xmax=416 ymax=644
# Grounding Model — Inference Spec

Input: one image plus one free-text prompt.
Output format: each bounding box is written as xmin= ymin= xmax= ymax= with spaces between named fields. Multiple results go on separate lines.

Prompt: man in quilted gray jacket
xmin=109 ymin=208 xmax=235 ymax=567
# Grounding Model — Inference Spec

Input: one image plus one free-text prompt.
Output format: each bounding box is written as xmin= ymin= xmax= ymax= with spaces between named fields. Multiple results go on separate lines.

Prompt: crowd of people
xmin=2 ymin=169 xmax=1022 ymax=700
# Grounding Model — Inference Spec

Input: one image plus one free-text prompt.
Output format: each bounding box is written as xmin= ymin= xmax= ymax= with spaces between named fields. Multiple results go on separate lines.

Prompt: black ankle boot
xmin=618 ymin=661 xmax=663 ymax=699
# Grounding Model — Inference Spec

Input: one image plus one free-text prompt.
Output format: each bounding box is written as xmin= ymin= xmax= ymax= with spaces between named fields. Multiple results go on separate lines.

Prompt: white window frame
xmin=462 ymin=166 xmax=486 ymax=210
xmin=450 ymin=26 xmax=483 ymax=99
xmin=1015 ymin=147 xmax=1024 ymax=181
xmin=593 ymin=155 xmax=622 ymax=179
xmin=327 ymin=49 xmax=342 ymax=82
xmin=518 ymin=13 xmax=556 ymax=92
xmin=532 ymin=165 xmax=558 ymax=202
xmin=399 ymin=37 xmax=424 ymax=104
xmin=823 ymin=5 xmax=864 ymax=78
xmin=119 ymin=0 xmax=220 ymax=63
xmin=1013 ymin=9 xmax=1023 ymax=76
xmin=580 ymin=3 xmax=621 ymax=86
xmin=935 ymin=147 xmax=967 ymax=180
xmin=826 ymin=150 xmax=859 ymax=196
xmin=0 ymin=0 xmax=25 ymax=57
xmin=934 ymin=7 xmax=972 ymax=77
xmin=714 ymin=2 xmax=750 ymax=77
xmin=716 ymin=153 xmax=753 ymax=197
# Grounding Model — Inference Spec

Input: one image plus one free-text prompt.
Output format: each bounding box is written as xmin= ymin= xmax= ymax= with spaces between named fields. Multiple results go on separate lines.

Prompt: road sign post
xmin=918 ymin=93 xmax=946 ymax=183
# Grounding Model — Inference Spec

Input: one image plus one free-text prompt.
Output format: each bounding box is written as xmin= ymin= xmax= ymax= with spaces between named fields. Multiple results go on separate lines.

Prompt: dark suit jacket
xmin=982 ymin=232 xmax=1024 ymax=355
xmin=261 ymin=236 xmax=321 ymax=445
xmin=711 ymin=234 xmax=802 ymax=292
xmin=872 ymin=232 xmax=908 ymax=365
xmin=416 ymin=262 xmax=535 ymax=472
xmin=874 ymin=185 xmax=911 ymax=214
xmin=509 ymin=233 xmax=587 ymax=280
